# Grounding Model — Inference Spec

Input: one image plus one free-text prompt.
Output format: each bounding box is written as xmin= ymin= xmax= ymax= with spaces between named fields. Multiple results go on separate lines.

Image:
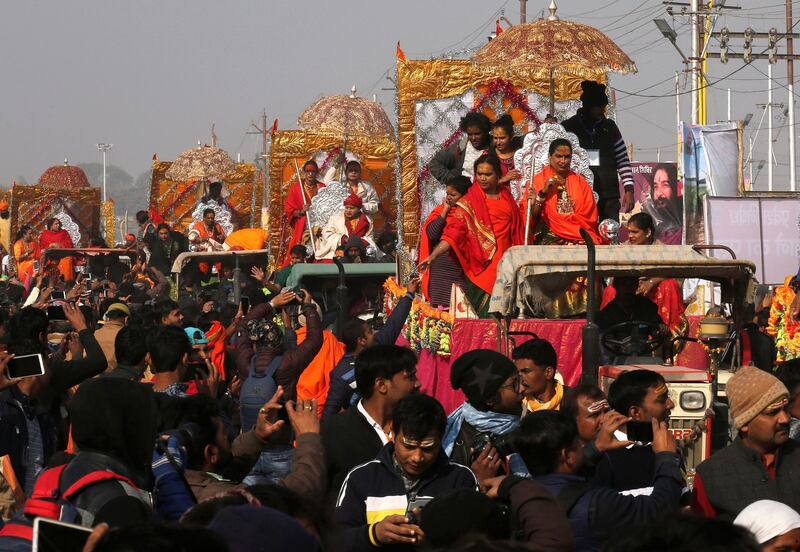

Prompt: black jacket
xmin=0 ymin=329 xmax=107 ymax=492
xmin=540 ymin=451 xmax=683 ymax=551
xmin=427 ymin=137 xmax=495 ymax=185
xmin=335 ymin=443 xmax=477 ymax=552
xmin=322 ymin=404 xmax=384 ymax=497
xmin=321 ymin=293 xmax=414 ymax=422
xmin=561 ymin=109 xmax=624 ymax=199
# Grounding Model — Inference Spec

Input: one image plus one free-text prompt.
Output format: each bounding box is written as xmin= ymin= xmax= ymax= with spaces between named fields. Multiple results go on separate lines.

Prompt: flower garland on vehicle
xmin=767 ymin=275 xmax=800 ymax=363
xmin=384 ymin=277 xmax=453 ymax=356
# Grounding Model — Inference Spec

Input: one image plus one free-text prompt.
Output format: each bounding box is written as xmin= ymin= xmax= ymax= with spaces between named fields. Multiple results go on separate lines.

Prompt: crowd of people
xmin=0 ymin=78 xmax=795 ymax=552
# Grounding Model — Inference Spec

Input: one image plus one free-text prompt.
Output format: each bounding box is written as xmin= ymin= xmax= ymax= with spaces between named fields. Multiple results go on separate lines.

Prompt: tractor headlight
xmin=680 ymin=390 xmax=706 ymax=411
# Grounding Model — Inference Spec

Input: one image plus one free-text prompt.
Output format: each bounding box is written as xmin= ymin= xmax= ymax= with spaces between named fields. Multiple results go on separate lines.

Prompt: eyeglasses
xmin=499 ymin=375 xmax=520 ymax=391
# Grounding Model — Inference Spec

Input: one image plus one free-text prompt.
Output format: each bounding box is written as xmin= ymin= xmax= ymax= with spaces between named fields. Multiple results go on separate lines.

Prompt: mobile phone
xmin=626 ymin=420 xmax=655 ymax=444
xmin=6 ymin=353 xmax=46 ymax=380
xmin=405 ymin=496 xmax=432 ymax=522
xmin=33 ymin=259 xmax=40 ymax=273
xmin=47 ymin=306 xmax=67 ymax=320
xmin=240 ymin=296 xmax=250 ymax=316
xmin=50 ymin=290 xmax=66 ymax=301
xmin=33 ymin=517 xmax=92 ymax=552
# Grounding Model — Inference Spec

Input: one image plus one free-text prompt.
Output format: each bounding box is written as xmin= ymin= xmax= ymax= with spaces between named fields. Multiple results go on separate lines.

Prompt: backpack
xmin=0 ymin=463 xmax=138 ymax=548
xmin=239 ymin=354 xmax=282 ymax=432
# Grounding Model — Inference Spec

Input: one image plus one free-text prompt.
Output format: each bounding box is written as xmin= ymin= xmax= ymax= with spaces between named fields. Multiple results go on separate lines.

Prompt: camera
xmin=156 ymin=422 xmax=203 ymax=456
xmin=471 ymin=430 xmax=518 ymax=461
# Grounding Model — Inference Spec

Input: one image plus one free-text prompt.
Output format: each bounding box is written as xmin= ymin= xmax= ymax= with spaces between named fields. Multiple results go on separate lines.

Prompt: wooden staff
xmin=293 ymin=159 xmax=317 ymax=258
xmin=523 ymin=168 xmax=535 ymax=246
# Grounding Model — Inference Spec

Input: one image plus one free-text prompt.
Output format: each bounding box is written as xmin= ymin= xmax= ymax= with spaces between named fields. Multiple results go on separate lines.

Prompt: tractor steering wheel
xmin=600 ymin=320 xmax=665 ymax=358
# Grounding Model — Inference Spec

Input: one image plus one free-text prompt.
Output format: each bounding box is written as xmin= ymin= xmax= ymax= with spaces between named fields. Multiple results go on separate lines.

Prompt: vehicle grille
xmin=671 ymin=417 xmax=706 ymax=470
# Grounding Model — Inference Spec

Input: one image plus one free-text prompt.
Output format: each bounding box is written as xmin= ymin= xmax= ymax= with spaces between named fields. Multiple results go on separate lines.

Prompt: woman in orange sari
xmin=601 ymin=212 xmax=687 ymax=333
xmin=520 ymin=138 xmax=603 ymax=245
xmin=40 ymin=218 xmax=75 ymax=282
xmin=13 ymin=225 xmax=41 ymax=282
xmin=419 ymin=154 xmax=524 ymax=317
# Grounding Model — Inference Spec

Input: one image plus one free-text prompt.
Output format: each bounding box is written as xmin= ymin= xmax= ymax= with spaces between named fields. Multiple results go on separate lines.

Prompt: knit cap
xmin=451 ymin=349 xmax=516 ymax=409
xmin=727 ymin=365 xmax=788 ymax=429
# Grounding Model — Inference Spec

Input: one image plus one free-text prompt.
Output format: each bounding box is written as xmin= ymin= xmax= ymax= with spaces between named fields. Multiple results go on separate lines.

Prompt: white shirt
xmin=461 ymin=141 xmax=483 ymax=178
xmin=357 ymin=400 xmax=392 ymax=446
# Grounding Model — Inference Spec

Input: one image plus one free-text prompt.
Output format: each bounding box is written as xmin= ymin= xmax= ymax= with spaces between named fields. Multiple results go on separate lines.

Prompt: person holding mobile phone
xmin=496 ymin=410 xmax=680 ymax=552
xmin=335 ymin=395 xmax=477 ymax=550
xmin=594 ymin=369 xmax=675 ymax=495
xmin=0 ymin=304 xmax=107 ymax=497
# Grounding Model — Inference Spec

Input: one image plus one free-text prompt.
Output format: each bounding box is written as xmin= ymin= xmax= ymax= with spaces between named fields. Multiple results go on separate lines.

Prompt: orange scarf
xmin=205 ymin=320 xmax=227 ymax=380
xmin=295 ymin=327 xmax=345 ymax=416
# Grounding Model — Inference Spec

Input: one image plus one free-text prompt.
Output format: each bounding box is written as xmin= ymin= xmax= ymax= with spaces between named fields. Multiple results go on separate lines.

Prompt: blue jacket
xmin=535 ymin=451 xmax=683 ymax=552
xmin=322 ymin=293 xmax=414 ymax=422
xmin=335 ymin=442 xmax=477 ymax=552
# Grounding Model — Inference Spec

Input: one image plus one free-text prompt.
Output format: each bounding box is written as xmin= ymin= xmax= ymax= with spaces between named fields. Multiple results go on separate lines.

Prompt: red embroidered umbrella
xmin=165 ymin=144 xmax=236 ymax=182
xmin=298 ymin=87 xmax=393 ymax=137
xmin=38 ymin=160 xmax=91 ymax=188
xmin=473 ymin=5 xmax=637 ymax=113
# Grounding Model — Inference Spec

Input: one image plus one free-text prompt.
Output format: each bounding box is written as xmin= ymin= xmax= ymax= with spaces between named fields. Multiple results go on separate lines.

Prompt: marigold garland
xmin=384 ymin=277 xmax=453 ymax=357
xmin=767 ymin=275 xmax=800 ymax=363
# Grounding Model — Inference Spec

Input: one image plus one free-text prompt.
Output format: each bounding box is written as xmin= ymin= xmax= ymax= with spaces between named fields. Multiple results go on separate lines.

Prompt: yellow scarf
xmin=524 ymin=381 xmax=564 ymax=413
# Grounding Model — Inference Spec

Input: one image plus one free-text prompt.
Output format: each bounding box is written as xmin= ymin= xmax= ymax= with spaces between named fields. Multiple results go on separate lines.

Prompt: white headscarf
xmin=734 ymin=500 xmax=800 ymax=544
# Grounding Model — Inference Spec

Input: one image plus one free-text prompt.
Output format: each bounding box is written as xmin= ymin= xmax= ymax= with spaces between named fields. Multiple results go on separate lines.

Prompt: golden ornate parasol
xmin=473 ymin=2 xmax=637 ymax=113
xmin=298 ymin=86 xmax=394 ymax=137
xmin=164 ymin=144 xmax=237 ymax=182
xmin=39 ymin=159 xmax=91 ymax=189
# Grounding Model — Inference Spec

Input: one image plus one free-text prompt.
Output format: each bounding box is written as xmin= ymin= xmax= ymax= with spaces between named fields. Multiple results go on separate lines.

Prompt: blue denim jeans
xmin=242 ymin=445 xmax=295 ymax=486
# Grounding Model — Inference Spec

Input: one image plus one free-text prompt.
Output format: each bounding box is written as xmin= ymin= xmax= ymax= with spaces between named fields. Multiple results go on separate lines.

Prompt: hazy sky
xmin=0 ymin=0 xmax=796 ymax=194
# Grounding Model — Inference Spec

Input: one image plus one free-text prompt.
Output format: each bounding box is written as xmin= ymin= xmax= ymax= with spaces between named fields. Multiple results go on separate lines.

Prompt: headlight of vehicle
xmin=680 ymin=390 xmax=706 ymax=411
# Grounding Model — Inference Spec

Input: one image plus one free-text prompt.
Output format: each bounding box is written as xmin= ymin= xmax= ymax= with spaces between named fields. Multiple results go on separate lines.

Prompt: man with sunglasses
xmin=692 ymin=365 xmax=800 ymax=518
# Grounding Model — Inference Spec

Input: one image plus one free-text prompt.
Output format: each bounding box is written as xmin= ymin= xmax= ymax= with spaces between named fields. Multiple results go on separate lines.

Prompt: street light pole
xmin=96 ymin=143 xmax=113 ymax=202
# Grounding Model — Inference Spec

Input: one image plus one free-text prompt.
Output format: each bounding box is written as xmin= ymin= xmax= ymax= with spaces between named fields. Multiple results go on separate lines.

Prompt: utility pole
xmin=96 ymin=143 xmax=112 ymax=202
xmin=247 ymin=110 xmax=269 ymax=193
xmin=691 ymin=0 xmax=700 ymax=125
xmin=211 ymin=123 xmax=217 ymax=147
xmin=769 ymin=63 xmax=774 ymax=191
xmin=676 ymin=71 xmax=682 ymax=168
xmin=787 ymin=0 xmax=796 ymax=190
xmin=519 ymin=0 xmax=526 ymax=23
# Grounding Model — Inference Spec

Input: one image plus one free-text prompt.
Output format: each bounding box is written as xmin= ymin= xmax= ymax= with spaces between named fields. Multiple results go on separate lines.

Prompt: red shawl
xmin=40 ymin=229 xmax=73 ymax=250
xmin=283 ymin=180 xmax=324 ymax=265
xmin=343 ymin=213 xmax=370 ymax=240
xmin=441 ymin=184 xmax=524 ymax=294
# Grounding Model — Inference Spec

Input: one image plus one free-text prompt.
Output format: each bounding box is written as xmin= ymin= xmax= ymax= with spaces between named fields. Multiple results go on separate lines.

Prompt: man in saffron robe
xmin=283 ymin=160 xmax=325 ymax=265
xmin=419 ymin=154 xmax=523 ymax=317
xmin=315 ymin=194 xmax=375 ymax=261
xmin=188 ymin=208 xmax=226 ymax=251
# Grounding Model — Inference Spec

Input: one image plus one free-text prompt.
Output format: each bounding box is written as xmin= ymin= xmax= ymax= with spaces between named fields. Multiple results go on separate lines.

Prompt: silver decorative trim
xmin=512 ymin=123 xmax=595 ymax=202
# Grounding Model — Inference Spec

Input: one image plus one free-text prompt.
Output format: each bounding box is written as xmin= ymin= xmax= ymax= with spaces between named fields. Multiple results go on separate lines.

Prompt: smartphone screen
xmin=626 ymin=420 xmax=655 ymax=444
xmin=240 ymin=296 xmax=250 ymax=316
xmin=47 ymin=306 xmax=67 ymax=320
xmin=33 ymin=259 xmax=40 ymax=272
xmin=50 ymin=290 xmax=66 ymax=301
xmin=7 ymin=354 xmax=46 ymax=380
xmin=33 ymin=517 xmax=92 ymax=552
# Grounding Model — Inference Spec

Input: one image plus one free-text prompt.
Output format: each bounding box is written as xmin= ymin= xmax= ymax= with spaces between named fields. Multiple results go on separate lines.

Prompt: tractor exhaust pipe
xmin=580 ymin=229 xmax=600 ymax=385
